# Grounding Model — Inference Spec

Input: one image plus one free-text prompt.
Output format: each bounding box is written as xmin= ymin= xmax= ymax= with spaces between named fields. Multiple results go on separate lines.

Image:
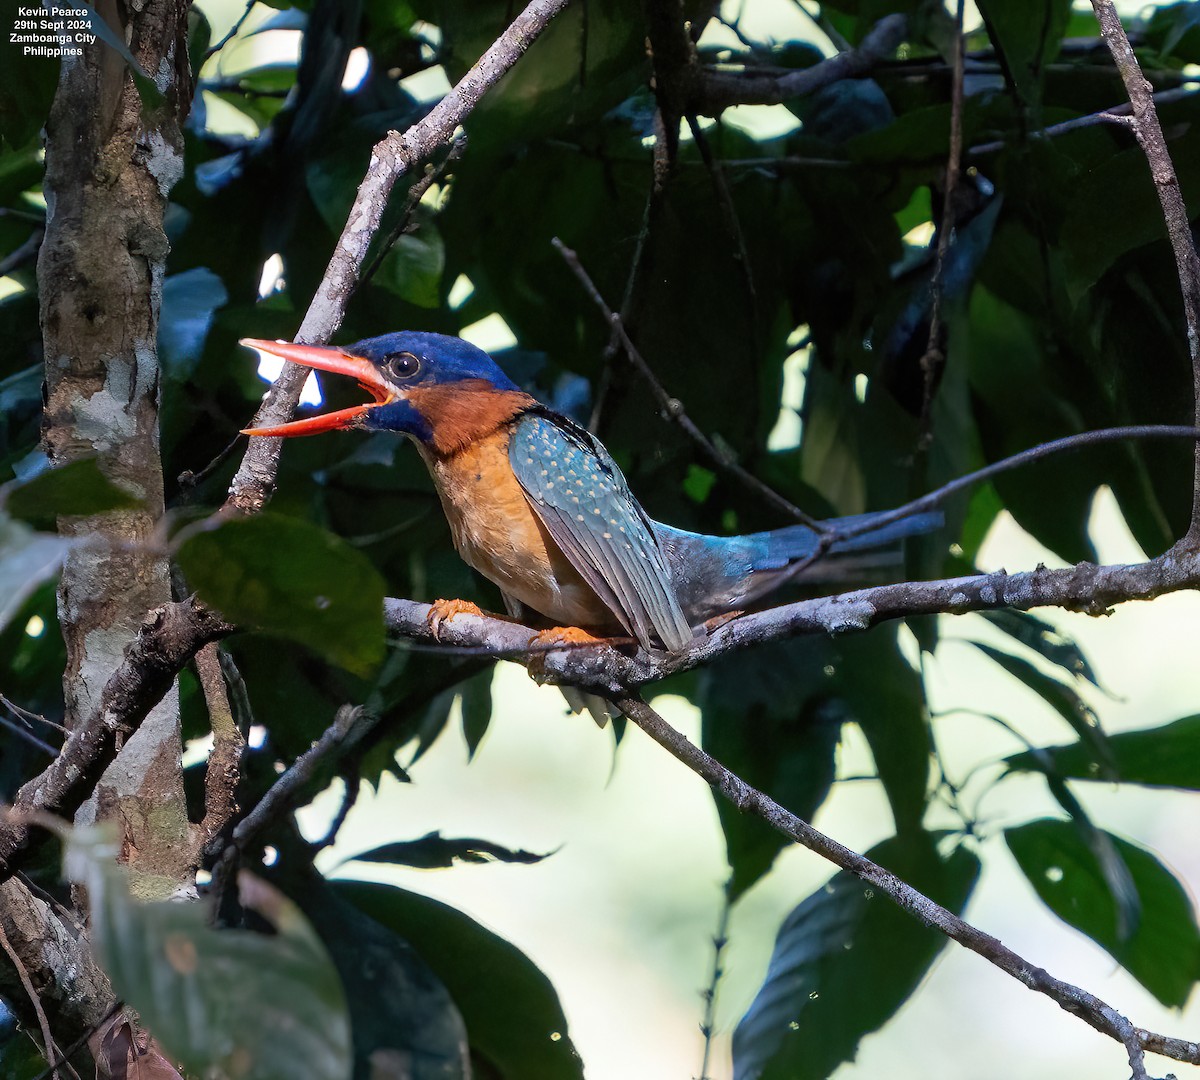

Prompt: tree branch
xmin=0 ymin=600 xmax=232 ymax=883
xmin=384 ymin=542 xmax=1200 ymax=696
xmin=1090 ymin=0 xmax=1200 ymax=545
xmin=693 ymin=14 xmax=907 ymax=115
xmin=225 ymin=0 xmax=572 ymax=515
xmin=613 ymin=694 xmax=1195 ymax=1074
xmin=918 ymin=0 xmax=966 ymax=443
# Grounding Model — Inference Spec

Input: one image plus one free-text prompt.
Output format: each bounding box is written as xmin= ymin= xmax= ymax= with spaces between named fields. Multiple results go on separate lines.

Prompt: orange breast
xmin=419 ymin=430 xmax=617 ymax=630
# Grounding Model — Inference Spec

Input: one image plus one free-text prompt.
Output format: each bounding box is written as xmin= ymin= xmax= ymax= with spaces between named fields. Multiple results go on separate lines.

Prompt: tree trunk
xmin=0 ymin=0 xmax=195 ymax=1056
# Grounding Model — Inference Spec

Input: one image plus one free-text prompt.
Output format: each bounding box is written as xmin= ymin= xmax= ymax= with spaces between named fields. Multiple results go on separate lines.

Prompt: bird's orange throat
xmin=404 ymin=382 xmax=537 ymax=457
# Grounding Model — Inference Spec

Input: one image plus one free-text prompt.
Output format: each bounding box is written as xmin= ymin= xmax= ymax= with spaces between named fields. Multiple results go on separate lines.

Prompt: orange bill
xmin=239 ymin=338 xmax=393 ymax=437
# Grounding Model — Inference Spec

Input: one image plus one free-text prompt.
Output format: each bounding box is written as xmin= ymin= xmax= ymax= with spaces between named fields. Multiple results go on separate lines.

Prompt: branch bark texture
xmin=383 ymin=546 xmax=1200 ymax=697
xmin=1090 ymin=0 xmax=1200 ymax=543
xmin=36 ymin=0 xmax=195 ymax=892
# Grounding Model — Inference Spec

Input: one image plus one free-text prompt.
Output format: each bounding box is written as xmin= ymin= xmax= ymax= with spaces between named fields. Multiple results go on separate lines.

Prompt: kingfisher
xmin=241 ymin=332 xmax=939 ymax=653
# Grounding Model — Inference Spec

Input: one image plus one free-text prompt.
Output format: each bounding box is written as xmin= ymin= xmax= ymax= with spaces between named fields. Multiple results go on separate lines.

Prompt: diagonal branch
xmin=225 ymin=0 xmax=573 ymax=515
xmin=1090 ymin=0 xmax=1200 ymax=545
xmin=613 ymin=693 xmax=1194 ymax=1076
xmin=0 ymin=600 xmax=232 ymax=883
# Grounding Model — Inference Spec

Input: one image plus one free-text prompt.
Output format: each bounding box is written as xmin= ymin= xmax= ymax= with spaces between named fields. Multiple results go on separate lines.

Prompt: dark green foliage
xmin=1007 ymin=819 xmax=1200 ymax=1007
xmin=337 ymin=880 xmax=584 ymax=1080
xmin=1008 ymin=713 xmax=1200 ymax=790
xmin=2 ymin=459 xmax=142 ymax=528
xmin=733 ymin=833 xmax=979 ymax=1080
xmin=176 ymin=513 xmax=387 ymax=676
xmin=73 ymin=827 xmax=353 ymax=1080
xmin=344 ymin=831 xmax=551 ymax=869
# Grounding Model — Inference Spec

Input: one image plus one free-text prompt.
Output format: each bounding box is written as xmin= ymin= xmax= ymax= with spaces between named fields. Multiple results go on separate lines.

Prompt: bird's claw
xmin=703 ymin=610 xmax=744 ymax=634
xmin=526 ymin=625 xmax=608 ymax=683
xmin=427 ymin=598 xmax=486 ymax=641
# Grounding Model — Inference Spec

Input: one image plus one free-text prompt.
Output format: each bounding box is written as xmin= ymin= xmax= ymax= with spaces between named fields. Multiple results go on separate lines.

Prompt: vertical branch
xmin=697 ymin=881 xmax=731 ymax=1080
xmin=1090 ymin=0 xmax=1200 ymax=544
xmin=194 ymin=645 xmax=243 ymax=846
xmin=918 ymin=0 xmax=966 ymax=445
xmin=37 ymin=2 xmax=195 ymax=889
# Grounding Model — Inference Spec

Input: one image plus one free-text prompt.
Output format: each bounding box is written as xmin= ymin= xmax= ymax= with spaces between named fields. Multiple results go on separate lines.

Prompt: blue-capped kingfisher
xmin=242 ymin=332 xmax=939 ymax=653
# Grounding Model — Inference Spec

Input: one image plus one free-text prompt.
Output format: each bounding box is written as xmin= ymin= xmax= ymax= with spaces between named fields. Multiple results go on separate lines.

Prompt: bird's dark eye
xmin=384 ymin=352 xmax=421 ymax=380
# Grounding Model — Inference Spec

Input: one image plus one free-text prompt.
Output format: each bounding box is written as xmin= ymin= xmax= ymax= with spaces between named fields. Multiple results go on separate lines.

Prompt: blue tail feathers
xmin=655 ymin=510 xmax=942 ymax=624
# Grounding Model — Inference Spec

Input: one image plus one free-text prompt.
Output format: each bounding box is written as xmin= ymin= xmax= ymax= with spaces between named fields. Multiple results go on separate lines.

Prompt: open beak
xmin=240 ymin=339 xmax=394 ymax=437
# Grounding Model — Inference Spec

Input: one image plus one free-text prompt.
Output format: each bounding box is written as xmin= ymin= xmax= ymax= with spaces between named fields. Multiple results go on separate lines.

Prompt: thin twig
xmin=685 ymin=114 xmax=759 ymax=354
xmin=27 ymin=1002 xmax=123 ymax=1080
xmin=697 ymin=880 xmax=732 ymax=1080
xmin=357 ymin=136 xmax=467 ymax=292
xmin=226 ymin=0 xmax=573 ymax=515
xmin=917 ymin=0 xmax=966 ymax=444
xmin=695 ymin=14 xmax=906 ymax=114
xmin=830 ymin=423 xmax=1200 ymax=547
xmin=589 ymin=186 xmax=655 ymax=434
xmin=0 ymin=715 xmax=57 ymax=757
xmin=203 ymin=0 xmax=256 ymax=62
xmin=0 ymin=922 xmax=60 ymax=1080
xmin=0 ymin=229 xmax=43 ymax=278
xmin=553 ymin=237 xmax=828 ymax=531
xmin=1090 ymin=0 xmax=1200 ymax=548
xmin=177 ymin=434 xmax=244 ymax=497
xmin=312 ymin=776 xmax=360 ymax=854
xmin=0 ymin=695 xmax=67 ymax=735
xmin=969 ymin=86 xmax=1195 ymax=157
xmin=614 ymin=693 xmax=1194 ymax=1075
xmin=228 ymin=705 xmax=375 ymax=857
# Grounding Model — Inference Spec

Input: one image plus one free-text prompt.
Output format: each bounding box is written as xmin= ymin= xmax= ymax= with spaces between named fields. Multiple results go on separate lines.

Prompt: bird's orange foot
xmin=526 ymin=625 xmax=609 ymax=683
xmin=703 ymin=610 xmax=744 ymax=634
xmin=427 ymin=598 xmax=487 ymax=641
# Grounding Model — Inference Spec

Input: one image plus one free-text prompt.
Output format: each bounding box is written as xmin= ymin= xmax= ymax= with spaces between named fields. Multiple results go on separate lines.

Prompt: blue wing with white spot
xmin=508 ymin=412 xmax=693 ymax=651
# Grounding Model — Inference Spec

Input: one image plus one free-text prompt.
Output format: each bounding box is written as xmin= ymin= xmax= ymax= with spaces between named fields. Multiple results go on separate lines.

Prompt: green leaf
xmin=973 ymin=642 xmax=1113 ymax=775
xmin=701 ymin=640 xmax=843 ymax=900
xmin=0 ymin=517 xmax=70 ymax=633
xmin=979 ymin=609 xmax=1100 ymax=687
xmin=336 ymin=880 xmax=584 ymax=1080
xmin=1006 ymin=819 xmax=1200 ymax=1006
xmin=68 ymin=825 xmax=353 ymax=1080
xmin=1006 ymin=713 xmax=1200 ymax=790
xmin=2 ymin=458 xmax=142 ymax=527
xmin=460 ymin=668 xmax=493 ymax=759
xmin=176 ymin=513 xmax=386 ymax=676
xmin=159 ymin=268 xmax=228 ymax=378
xmin=976 ymin=0 xmax=1071 ymax=108
xmin=0 ymin=1026 xmax=45 ymax=1080
xmin=703 ymin=628 xmax=931 ymax=900
xmin=0 ymin=46 xmax=57 ymax=150
xmin=286 ymin=872 xmax=468 ymax=1079
xmin=344 ymin=831 xmax=551 ymax=870
xmin=374 ymin=224 xmax=446 ymax=309
xmin=845 ymin=630 xmax=932 ymax=833
xmin=733 ymin=833 xmax=979 ymax=1080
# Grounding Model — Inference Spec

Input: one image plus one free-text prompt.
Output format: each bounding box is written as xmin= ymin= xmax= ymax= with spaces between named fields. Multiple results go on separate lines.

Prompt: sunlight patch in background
xmin=461 ymin=313 xmax=518 ymax=352
xmin=246 ymin=256 xmax=324 ymax=409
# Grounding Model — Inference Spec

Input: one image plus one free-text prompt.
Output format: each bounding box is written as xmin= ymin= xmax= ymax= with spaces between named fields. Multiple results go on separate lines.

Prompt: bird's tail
xmin=656 ymin=510 xmax=942 ymax=624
